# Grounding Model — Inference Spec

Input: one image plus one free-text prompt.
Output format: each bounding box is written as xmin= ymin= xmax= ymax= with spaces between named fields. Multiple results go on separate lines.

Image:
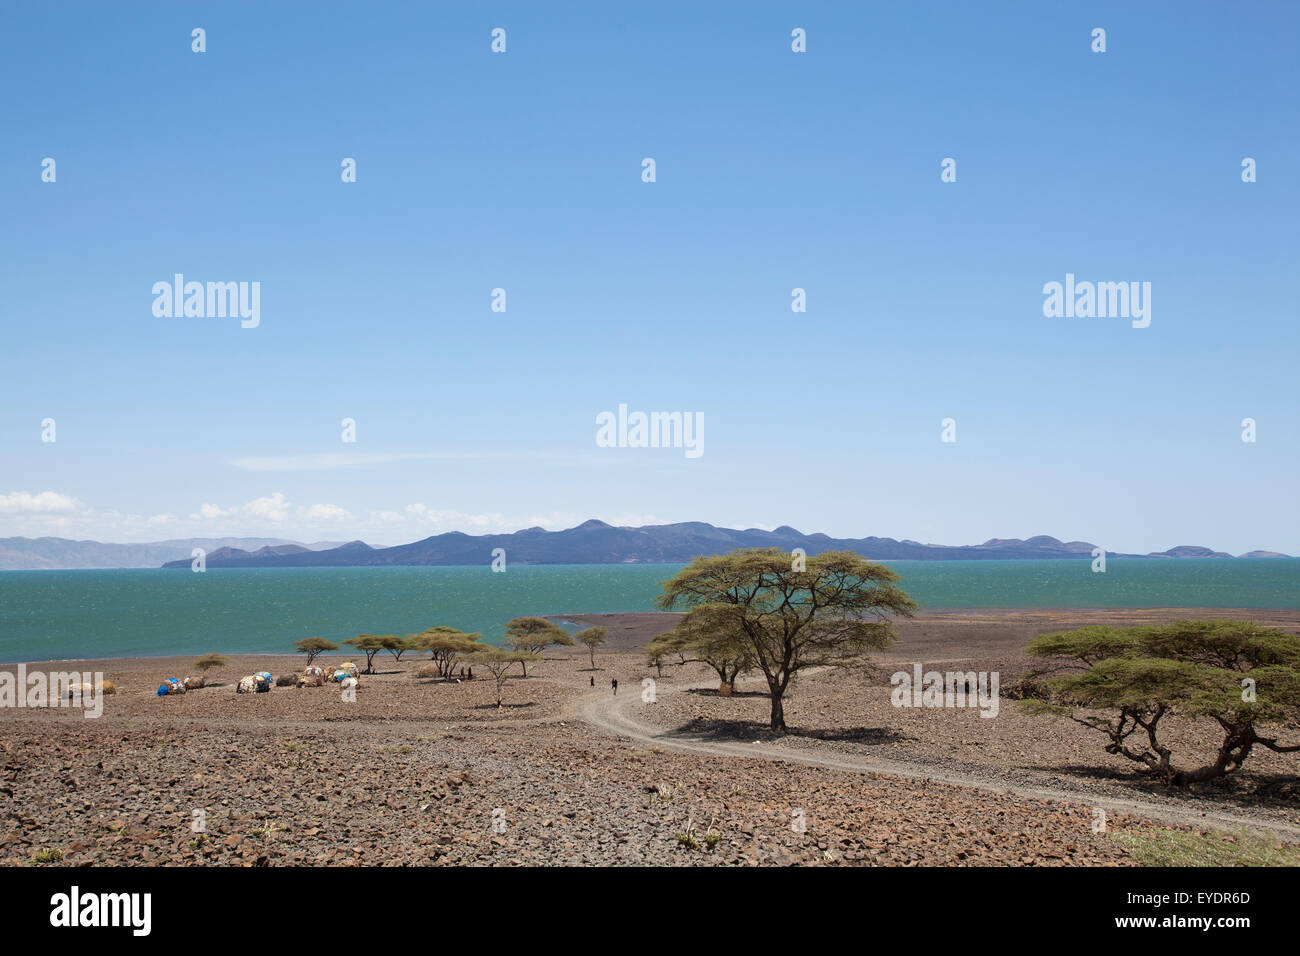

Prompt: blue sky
xmin=2 ymin=1 xmax=1297 ymax=554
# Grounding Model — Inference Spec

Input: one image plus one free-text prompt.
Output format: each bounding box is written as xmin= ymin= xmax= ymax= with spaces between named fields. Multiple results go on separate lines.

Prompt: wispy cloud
xmin=225 ymin=451 xmax=500 ymax=472
xmin=224 ymin=449 xmax=623 ymax=472
xmin=0 ymin=488 xmax=661 ymax=544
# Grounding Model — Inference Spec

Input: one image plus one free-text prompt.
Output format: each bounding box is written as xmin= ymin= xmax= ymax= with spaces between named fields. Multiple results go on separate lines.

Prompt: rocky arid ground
xmin=2 ymin=608 xmax=1297 ymax=866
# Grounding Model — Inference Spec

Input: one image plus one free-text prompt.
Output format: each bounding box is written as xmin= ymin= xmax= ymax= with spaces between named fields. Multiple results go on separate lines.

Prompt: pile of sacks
xmin=328 ymin=662 xmax=360 ymax=683
xmin=236 ymin=671 xmax=274 ymax=694
xmin=156 ymin=675 xmax=205 ymax=697
xmin=292 ymin=661 xmax=359 ymax=691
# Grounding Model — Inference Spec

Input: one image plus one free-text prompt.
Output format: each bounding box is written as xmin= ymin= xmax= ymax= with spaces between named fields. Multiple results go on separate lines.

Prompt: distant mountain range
xmin=115 ymin=520 xmax=1297 ymax=569
xmin=0 ymin=537 xmax=343 ymax=571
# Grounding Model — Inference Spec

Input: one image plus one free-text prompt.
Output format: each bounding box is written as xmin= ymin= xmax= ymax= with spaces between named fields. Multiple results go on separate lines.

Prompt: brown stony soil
xmin=2 ymin=608 xmax=1297 ymax=866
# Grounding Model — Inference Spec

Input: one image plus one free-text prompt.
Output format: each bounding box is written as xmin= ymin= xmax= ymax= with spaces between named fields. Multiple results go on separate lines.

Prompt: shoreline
xmin=8 ymin=606 xmax=1298 ymax=667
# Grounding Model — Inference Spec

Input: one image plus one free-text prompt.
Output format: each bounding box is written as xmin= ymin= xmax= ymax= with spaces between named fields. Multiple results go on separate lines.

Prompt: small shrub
xmin=195 ymin=654 xmax=229 ymax=672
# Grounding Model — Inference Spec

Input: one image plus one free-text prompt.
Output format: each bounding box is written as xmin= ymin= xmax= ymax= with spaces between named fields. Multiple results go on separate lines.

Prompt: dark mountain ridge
xmin=158 ymin=521 xmax=1290 ymax=569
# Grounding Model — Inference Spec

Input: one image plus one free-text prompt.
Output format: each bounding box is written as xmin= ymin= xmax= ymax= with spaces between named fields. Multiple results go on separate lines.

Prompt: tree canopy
xmin=343 ymin=634 xmax=403 ymax=674
xmin=657 ymin=548 xmax=917 ymax=731
xmin=504 ymin=616 xmax=574 ymax=676
xmin=383 ymin=635 xmax=419 ymax=662
xmin=294 ymin=637 xmax=339 ymax=665
xmin=467 ymin=648 xmax=538 ymax=708
xmin=575 ymin=626 xmax=607 ymax=669
xmin=1021 ymin=619 xmax=1300 ymax=784
xmin=648 ymin=608 xmax=755 ymax=695
xmin=412 ymin=626 xmax=486 ymax=678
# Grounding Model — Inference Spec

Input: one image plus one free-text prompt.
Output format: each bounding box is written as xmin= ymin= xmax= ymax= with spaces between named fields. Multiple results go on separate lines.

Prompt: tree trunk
xmin=769 ymin=694 xmax=786 ymax=733
xmin=718 ymin=681 xmax=733 ymax=697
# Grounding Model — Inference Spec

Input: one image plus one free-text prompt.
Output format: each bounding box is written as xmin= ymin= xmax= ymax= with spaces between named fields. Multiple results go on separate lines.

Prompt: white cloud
xmin=0 ymin=490 xmax=85 ymax=514
xmin=299 ymin=503 xmax=352 ymax=522
xmin=521 ymin=511 xmax=662 ymax=530
xmin=405 ymin=505 xmax=509 ymax=530
xmin=240 ymin=492 xmax=291 ymax=522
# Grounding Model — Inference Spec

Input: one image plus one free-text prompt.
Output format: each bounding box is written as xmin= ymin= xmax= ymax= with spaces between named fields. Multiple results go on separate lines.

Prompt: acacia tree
xmin=1022 ymin=620 xmax=1300 ymax=785
xmin=413 ymin=627 xmax=486 ymax=679
xmin=657 ymin=548 xmax=917 ymax=732
xmin=646 ymin=644 xmax=669 ymax=678
xmin=343 ymin=634 xmax=399 ymax=674
xmin=468 ymin=648 xmax=538 ymax=708
xmin=504 ymin=617 xmax=574 ymax=676
xmin=294 ymin=637 xmax=339 ymax=666
xmin=648 ymin=609 xmax=755 ymax=696
xmin=384 ymin=636 xmax=418 ymax=663
xmin=576 ymin=626 xmax=608 ymax=670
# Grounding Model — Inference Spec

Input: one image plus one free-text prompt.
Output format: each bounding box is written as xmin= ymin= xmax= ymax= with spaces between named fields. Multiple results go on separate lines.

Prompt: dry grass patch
xmin=1113 ymin=826 xmax=1300 ymax=866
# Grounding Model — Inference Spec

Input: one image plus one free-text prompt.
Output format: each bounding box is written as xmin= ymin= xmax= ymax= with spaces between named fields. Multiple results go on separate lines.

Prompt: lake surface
xmin=0 ymin=559 xmax=1296 ymax=662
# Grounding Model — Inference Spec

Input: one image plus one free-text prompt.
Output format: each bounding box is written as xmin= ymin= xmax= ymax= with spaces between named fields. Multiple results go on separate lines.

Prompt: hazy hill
xmin=0 ymin=537 xmax=342 ymax=571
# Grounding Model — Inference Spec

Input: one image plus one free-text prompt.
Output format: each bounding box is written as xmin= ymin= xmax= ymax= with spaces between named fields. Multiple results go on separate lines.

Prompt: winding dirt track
xmin=578 ymin=677 xmax=1300 ymax=840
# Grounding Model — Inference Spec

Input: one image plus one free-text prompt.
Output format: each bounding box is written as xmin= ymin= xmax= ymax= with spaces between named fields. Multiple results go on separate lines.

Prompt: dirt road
xmin=579 ymin=676 xmax=1300 ymax=840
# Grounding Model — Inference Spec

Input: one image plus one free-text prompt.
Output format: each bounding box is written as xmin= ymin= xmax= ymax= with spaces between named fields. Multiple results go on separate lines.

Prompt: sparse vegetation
xmin=195 ymin=653 xmax=230 ymax=673
xmin=467 ymin=648 xmax=538 ymax=707
xmin=1113 ymin=826 xmax=1300 ymax=867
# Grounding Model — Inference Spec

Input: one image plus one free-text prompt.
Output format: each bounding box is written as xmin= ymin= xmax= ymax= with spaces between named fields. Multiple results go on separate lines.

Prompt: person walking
xmin=611 ymin=678 xmax=618 ymax=695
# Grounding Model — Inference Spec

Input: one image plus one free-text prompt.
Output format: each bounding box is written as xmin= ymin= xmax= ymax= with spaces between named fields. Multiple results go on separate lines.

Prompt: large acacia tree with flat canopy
xmin=1021 ymin=620 xmax=1300 ymax=784
xmin=657 ymin=548 xmax=917 ymax=732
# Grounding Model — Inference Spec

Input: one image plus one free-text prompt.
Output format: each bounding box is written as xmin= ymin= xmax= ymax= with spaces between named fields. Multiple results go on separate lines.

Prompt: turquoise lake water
xmin=0 ymin=559 xmax=1296 ymax=662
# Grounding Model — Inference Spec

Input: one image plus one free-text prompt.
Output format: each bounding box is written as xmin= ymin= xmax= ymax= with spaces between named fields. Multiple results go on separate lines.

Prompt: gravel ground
xmin=3 ymin=607 xmax=1297 ymax=866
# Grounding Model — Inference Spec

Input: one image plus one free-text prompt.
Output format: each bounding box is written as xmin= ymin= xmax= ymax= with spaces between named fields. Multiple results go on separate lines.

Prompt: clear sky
xmin=2 ymin=1 xmax=1297 ymax=554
